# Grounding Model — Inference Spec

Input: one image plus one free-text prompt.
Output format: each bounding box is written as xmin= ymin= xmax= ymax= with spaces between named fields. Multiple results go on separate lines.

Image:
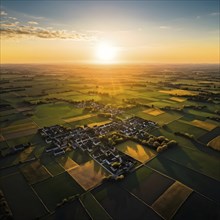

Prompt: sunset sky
xmin=1 ymin=0 xmax=219 ymax=64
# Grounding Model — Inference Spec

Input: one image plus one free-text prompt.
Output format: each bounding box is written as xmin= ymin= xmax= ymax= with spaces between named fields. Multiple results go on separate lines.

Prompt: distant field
xmin=170 ymin=97 xmax=186 ymax=102
xmin=143 ymin=108 xmax=165 ymax=116
xmin=116 ymin=140 xmax=156 ymax=163
xmin=88 ymin=120 xmax=111 ymax=127
xmin=1 ymin=122 xmax=38 ymax=140
xmin=207 ymin=136 xmax=220 ymax=151
xmin=191 ymin=120 xmax=217 ymax=131
xmin=20 ymin=160 xmax=51 ymax=184
xmin=68 ymin=160 xmax=108 ymax=190
xmin=159 ymin=89 xmax=195 ymax=96
xmin=64 ymin=114 xmax=95 ymax=123
xmin=152 ymin=181 xmax=192 ymax=220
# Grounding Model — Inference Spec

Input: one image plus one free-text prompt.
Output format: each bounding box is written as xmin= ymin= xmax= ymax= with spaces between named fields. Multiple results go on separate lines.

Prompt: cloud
xmin=28 ymin=21 xmax=38 ymax=25
xmin=0 ymin=10 xmax=97 ymax=41
xmin=210 ymin=12 xmax=220 ymax=16
xmin=1 ymin=22 xmax=20 ymax=27
xmin=8 ymin=17 xmax=17 ymax=20
xmin=0 ymin=25 xmax=97 ymax=40
xmin=159 ymin=26 xmax=171 ymax=30
xmin=0 ymin=10 xmax=7 ymax=16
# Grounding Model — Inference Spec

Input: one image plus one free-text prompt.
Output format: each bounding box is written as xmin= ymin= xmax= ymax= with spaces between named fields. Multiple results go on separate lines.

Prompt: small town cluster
xmin=39 ymin=116 xmax=158 ymax=176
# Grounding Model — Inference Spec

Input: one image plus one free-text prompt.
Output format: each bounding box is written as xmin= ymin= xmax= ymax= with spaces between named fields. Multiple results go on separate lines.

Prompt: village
xmin=39 ymin=116 xmax=158 ymax=176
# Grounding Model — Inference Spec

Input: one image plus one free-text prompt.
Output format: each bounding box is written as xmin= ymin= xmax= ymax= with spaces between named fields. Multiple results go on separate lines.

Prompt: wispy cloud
xmin=28 ymin=21 xmax=38 ymax=25
xmin=0 ymin=10 xmax=97 ymax=41
xmin=210 ymin=12 xmax=220 ymax=16
xmin=159 ymin=26 xmax=171 ymax=30
xmin=0 ymin=10 xmax=7 ymax=16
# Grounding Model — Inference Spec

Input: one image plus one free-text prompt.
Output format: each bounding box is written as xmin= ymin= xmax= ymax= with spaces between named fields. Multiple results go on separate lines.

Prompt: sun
xmin=96 ymin=42 xmax=117 ymax=63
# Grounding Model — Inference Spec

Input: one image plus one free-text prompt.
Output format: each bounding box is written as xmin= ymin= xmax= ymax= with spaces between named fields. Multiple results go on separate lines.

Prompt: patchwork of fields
xmin=0 ymin=64 xmax=220 ymax=219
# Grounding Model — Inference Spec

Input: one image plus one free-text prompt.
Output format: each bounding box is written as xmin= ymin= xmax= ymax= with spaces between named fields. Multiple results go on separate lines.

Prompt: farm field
xmin=33 ymin=172 xmax=84 ymax=211
xmin=0 ymin=172 xmax=48 ymax=219
xmin=68 ymin=160 xmax=109 ymax=190
xmin=92 ymin=182 xmax=161 ymax=220
xmin=120 ymin=166 xmax=175 ymax=205
xmin=116 ymin=140 xmax=156 ymax=163
xmin=152 ymin=181 xmax=192 ymax=220
xmin=0 ymin=64 xmax=220 ymax=219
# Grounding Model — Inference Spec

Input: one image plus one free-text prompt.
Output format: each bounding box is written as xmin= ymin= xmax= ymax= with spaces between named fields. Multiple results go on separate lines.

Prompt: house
xmin=53 ymin=148 xmax=65 ymax=156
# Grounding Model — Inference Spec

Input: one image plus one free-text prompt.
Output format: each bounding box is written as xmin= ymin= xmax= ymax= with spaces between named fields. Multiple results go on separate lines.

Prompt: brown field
xmin=63 ymin=114 xmax=95 ymax=123
xmin=56 ymin=156 xmax=79 ymax=171
xmin=0 ymin=135 xmax=5 ymax=142
xmin=159 ymin=89 xmax=195 ymax=96
xmin=143 ymin=108 xmax=165 ymax=116
xmin=68 ymin=160 xmax=108 ymax=190
xmin=191 ymin=120 xmax=217 ymax=131
xmin=20 ymin=160 xmax=51 ymax=184
xmin=1 ymin=122 xmax=38 ymax=140
xmin=18 ymin=146 xmax=35 ymax=162
xmin=169 ymin=97 xmax=186 ymax=102
xmin=207 ymin=136 xmax=220 ymax=151
xmin=152 ymin=181 xmax=193 ymax=220
xmin=88 ymin=120 xmax=111 ymax=128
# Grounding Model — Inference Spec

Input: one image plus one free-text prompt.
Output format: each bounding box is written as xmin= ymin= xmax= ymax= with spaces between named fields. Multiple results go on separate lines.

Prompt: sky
xmin=0 ymin=0 xmax=219 ymax=64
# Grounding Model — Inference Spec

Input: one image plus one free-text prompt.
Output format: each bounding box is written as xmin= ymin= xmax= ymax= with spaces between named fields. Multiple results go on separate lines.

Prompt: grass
xmin=92 ymin=182 xmax=161 ymax=220
xmin=68 ymin=160 xmax=109 ymax=190
xmin=20 ymin=160 xmax=51 ymax=184
xmin=42 ymin=199 xmax=91 ymax=220
xmin=33 ymin=172 xmax=84 ymax=211
xmin=120 ymin=166 xmax=175 ymax=205
xmin=0 ymin=172 xmax=48 ymax=219
xmin=88 ymin=120 xmax=112 ymax=128
xmin=152 ymin=181 xmax=192 ymax=220
xmin=80 ymin=192 xmax=112 ymax=220
xmin=116 ymin=140 xmax=156 ymax=163
xmin=161 ymin=146 xmax=220 ymax=181
xmin=173 ymin=192 xmax=220 ymax=220
xmin=207 ymin=135 xmax=220 ymax=151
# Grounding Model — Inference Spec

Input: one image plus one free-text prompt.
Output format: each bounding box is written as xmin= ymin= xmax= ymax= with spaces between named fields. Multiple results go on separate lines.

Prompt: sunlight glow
xmin=96 ymin=42 xmax=117 ymax=63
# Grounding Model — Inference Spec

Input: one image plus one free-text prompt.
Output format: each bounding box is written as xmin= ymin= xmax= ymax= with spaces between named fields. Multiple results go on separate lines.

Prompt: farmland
xmin=0 ymin=64 xmax=220 ymax=219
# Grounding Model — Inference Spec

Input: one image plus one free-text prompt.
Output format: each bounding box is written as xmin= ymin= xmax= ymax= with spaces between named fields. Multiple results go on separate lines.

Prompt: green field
xmin=33 ymin=172 xmax=84 ymax=211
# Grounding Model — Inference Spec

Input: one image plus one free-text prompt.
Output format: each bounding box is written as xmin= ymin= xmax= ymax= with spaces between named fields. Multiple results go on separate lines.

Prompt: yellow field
xmin=207 ymin=136 xmax=220 ymax=151
xmin=159 ymin=89 xmax=195 ymax=96
xmin=191 ymin=120 xmax=217 ymax=131
xmin=20 ymin=160 xmax=51 ymax=184
xmin=17 ymin=146 xmax=34 ymax=162
xmin=117 ymin=140 xmax=156 ymax=163
xmin=143 ymin=108 xmax=165 ymax=116
xmin=169 ymin=97 xmax=186 ymax=102
xmin=68 ymin=160 xmax=108 ymax=190
xmin=152 ymin=181 xmax=192 ymax=220
xmin=88 ymin=120 xmax=111 ymax=128
xmin=64 ymin=114 xmax=95 ymax=123
xmin=56 ymin=156 xmax=79 ymax=171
